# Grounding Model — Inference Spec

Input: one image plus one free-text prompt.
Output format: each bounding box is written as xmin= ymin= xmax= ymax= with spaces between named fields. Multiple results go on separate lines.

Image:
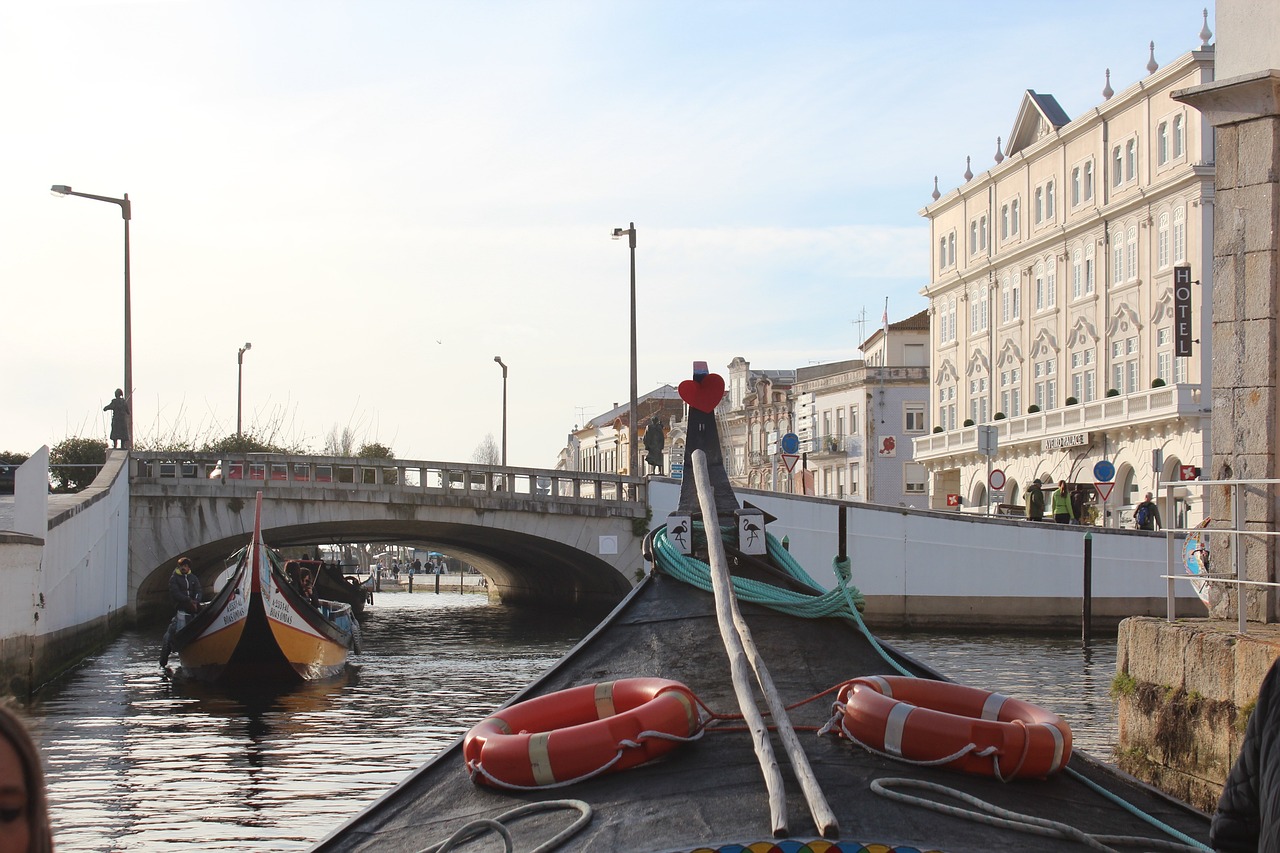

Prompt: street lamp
xmin=611 ymin=222 xmax=638 ymax=478
xmin=237 ymin=342 xmax=253 ymax=438
xmin=51 ymin=184 xmax=133 ymax=447
xmin=493 ymin=356 xmax=508 ymax=467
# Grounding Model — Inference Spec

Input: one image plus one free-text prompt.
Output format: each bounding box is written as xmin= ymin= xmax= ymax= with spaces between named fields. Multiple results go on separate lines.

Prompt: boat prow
xmin=172 ymin=492 xmax=356 ymax=685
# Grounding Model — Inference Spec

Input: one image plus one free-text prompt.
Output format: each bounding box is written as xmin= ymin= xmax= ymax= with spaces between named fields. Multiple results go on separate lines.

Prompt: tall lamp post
xmin=237 ymin=342 xmax=253 ymax=438
xmin=51 ymin=184 xmax=132 ymax=447
xmin=493 ymin=356 xmax=508 ymax=467
xmin=611 ymin=222 xmax=638 ymax=478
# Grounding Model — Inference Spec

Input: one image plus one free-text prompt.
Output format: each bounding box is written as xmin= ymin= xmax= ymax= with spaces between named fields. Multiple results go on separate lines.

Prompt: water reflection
xmin=26 ymin=591 xmax=595 ymax=852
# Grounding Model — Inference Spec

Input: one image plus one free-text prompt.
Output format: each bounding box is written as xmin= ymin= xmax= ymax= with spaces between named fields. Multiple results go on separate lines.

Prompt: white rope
xmin=468 ymin=727 xmax=707 ymax=791
xmin=821 ymin=702 xmax=999 ymax=771
xmin=414 ymin=799 xmax=593 ymax=853
xmin=869 ymin=778 xmax=1206 ymax=853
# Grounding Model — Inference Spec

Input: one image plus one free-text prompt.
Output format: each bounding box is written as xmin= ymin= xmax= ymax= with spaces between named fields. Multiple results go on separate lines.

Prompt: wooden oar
xmin=690 ymin=450 xmax=839 ymax=839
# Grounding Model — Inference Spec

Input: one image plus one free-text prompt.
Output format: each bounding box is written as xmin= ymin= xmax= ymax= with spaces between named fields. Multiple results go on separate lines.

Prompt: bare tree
xmin=472 ymin=433 xmax=500 ymax=465
xmin=324 ymin=425 xmax=358 ymax=456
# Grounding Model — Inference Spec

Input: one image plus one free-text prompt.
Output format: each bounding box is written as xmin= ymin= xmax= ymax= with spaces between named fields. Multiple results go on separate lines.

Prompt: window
xmin=1158 ymin=122 xmax=1169 ymax=166
xmin=1070 ymin=348 xmax=1096 ymax=402
xmin=969 ymin=375 xmax=989 ymax=424
xmin=1034 ymin=357 xmax=1057 ymax=410
xmin=1156 ymin=327 xmax=1176 ymax=385
xmin=938 ymin=237 xmax=947 ymax=271
xmin=970 ymin=221 xmax=979 ymax=256
xmin=835 ymin=407 xmax=845 ymax=442
xmin=1045 ymin=181 xmax=1055 ymax=220
xmin=949 ymin=232 xmax=957 ymax=266
xmin=1173 ymin=115 xmax=1185 ymax=158
xmin=1001 ymin=204 xmax=1009 ymax=240
xmin=970 ymin=283 xmax=988 ymax=333
xmin=1071 ymin=167 xmax=1081 ymax=207
xmin=1084 ymin=161 xmax=1094 ymax=201
xmin=1157 ymin=213 xmax=1170 ymax=269
xmin=1125 ymin=139 xmax=1137 ymax=182
xmin=1000 ymin=273 xmax=1012 ymax=323
xmin=938 ymin=301 xmax=949 ymax=343
xmin=1034 ymin=187 xmax=1044 ymax=224
xmin=905 ymin=463 xmax=927 ymax=494
xmin=1173 ymin=206 xmax=1186 ymax=262
xmin=1126 ymin=226 xmax=1137 ymax=281
xmin=948 ymin=297 xmax=958 ymax=342
xmin=1047 ymin=256 xmax=1057 ymax=307
xmin=1111 ymin=336 xmax=1139 ymax=394
xmin=905 ymin=403 xmax=926 ymax=432
xmin=848 ymin=463 xmax=860 ymax=496
xmin=1034 ymin=261 xmax=1046 ymax=311
xmin=1112 ymin=146 xmax=1123 ymax=187
xmin=1085 ymin=244 xmax=1096 ymax=294
xmin=1113 ymin=237 xmax=1124 ymax=284
xmin=1000 ymin=367 xmax=1021 ymax=418
xmin=938 ymin=384 xmax=956 ymax=431
xmin=1072 ymin=248 xmax=1083 ymax=299
xmin=849 ymin=405 xmax=859 ymax=435
xmin=1010 ymin=199 xmax=1020 ymax=235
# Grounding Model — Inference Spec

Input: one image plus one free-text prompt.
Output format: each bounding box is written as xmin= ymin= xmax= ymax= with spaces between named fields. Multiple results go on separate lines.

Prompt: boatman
xmin=159 ymin=557 xmax=202 ymax=668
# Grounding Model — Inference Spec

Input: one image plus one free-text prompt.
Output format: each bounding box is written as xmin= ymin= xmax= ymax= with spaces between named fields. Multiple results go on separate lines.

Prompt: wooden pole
xmin=692 ymin=450 xmax=839 ymax=838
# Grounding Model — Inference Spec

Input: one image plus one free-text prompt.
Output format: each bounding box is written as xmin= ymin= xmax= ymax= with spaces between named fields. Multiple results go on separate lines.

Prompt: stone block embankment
xmin=1116 ymin=617 xmax=1280 ymax=812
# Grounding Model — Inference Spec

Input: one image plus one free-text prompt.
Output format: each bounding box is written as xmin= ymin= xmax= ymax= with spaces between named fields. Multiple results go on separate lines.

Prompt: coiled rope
xmin=412 ymin=799 xmax=593 ymax=853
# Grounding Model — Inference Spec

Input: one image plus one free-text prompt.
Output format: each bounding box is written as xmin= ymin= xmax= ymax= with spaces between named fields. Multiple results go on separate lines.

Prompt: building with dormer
xmin=912 ymin=31 xmax=1215 ymax=525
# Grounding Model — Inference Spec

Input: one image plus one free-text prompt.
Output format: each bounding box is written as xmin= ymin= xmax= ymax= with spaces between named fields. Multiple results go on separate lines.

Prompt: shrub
xmin=1065 ymin=396 xmax=1079 ymax=405
xmin=1106 ymin=388 xmax=1120 ymax=397
xmin=50 ymin=436 xmax=107 ymax=492
xmin=1027 ymin=404 xmax=1041 ymax=413
xmin=1151 ymin=378 xmax=1166 ymax=388
xmin=993 ymin=412 xmax=1006 ymax=420
xmin=963 ymin=418 xmax=975 ymax=427
xmin=932 ymin=426 xmax=943 ymax=434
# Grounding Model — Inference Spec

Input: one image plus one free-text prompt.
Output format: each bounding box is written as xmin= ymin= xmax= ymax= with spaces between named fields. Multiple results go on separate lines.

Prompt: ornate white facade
xmin=914 ymin=39 xmax=1215 ymax=526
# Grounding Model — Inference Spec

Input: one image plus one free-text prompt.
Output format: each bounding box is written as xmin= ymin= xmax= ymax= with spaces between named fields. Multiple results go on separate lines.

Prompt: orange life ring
xmin=836 ymin=675 xmax=1072 ymax=780
xmin=464 ymin=677 xmax=701 ymax=789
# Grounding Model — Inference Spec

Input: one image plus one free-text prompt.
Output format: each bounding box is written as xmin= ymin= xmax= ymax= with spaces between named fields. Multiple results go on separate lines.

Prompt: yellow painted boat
xmin=173 ymin=492 xmax=357 ymax=684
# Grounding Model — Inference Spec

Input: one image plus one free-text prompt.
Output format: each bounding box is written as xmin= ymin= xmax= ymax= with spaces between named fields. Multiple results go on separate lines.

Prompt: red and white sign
xmin=1094 ymin=482 xmax=1114 ymax=502
xmin=781 ymin=454 xmax=799 ymax=473
xmin=1180 ymin=465 xmax=1200 ymax=481
xmin=946 ymin=493 xmax=961 ymax=507
xmin=989 ymin=468 xmax=1006 ymax=490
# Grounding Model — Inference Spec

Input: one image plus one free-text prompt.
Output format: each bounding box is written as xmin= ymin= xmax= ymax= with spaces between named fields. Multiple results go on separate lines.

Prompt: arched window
xmin=1034 ymin=261 xmax=1046 ymax=311
xmin=1173 ymin=206 xmax=1186 ymax=262
xmin=1047 ymin=256 xmax=1057 ymax=307
xmin=1072 ymin=248 xmax=1083 ymax=299
xmin=1084 ymin=243 xmax=1096 ymax=294
xmin=1125 ymin=139 xmax=1137 ymax=182
xmin=1157 ymin=122 xmax=1169 ymax=165
xmin=1157 ymin=212 xmax=1170 ymax=269
xmin=1173 ymin=115 xmax=1185 ymax=158
xmin=1126 ymin=226 xmax=1138 ymax=281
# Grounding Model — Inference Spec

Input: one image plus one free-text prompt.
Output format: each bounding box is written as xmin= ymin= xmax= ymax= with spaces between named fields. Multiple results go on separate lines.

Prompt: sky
xmin=2 ymin=1 xmax=1216 ymax=468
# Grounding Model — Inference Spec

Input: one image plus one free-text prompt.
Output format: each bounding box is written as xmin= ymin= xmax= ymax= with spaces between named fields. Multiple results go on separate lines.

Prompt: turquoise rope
xmin=652 ymin=522 xmax=1210 ymax=851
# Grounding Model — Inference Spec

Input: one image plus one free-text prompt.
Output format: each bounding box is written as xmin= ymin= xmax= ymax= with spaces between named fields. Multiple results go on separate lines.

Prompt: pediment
xmin=965 ymin=348 xmax=990 ymax=377
xmin=1029 ymin=327 xmax=1059 ymax=360
xmin=996 ymin=339 xmax=1023 ymax=368
xmin=935 ymin=359 xmax=959 ymax=385
xmin=1152 ymin=288 xmax=1174 ymax=324
xmin=1106 ymin=303 xmax=1143 ymax=337
xmin=1007 ymin=91 xmax=1071 ymax=157
xmin=1066 ymin=317 xmax=1100 ymax=349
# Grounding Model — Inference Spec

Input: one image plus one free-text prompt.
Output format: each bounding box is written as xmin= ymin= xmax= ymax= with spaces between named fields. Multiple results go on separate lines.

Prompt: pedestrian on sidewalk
xmin=1050 ymin=479 xmax=1076 ymax=524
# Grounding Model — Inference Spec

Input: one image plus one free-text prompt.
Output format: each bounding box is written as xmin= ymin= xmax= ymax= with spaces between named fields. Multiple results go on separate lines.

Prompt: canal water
xmin=20 ymin=590 xmax=1120 ymax=851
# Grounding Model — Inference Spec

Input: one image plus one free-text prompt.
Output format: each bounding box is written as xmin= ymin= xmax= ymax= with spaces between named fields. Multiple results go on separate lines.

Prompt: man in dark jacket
xmin=160 ymin=557 xmax=202 ymax=668
xmin=1212 ymin=655 xmax=1280 ymax=851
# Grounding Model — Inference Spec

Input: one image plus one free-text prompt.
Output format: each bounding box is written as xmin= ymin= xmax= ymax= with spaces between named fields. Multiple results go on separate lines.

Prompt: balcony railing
xmin=913 ymin=383 xmax=1206 ymax=462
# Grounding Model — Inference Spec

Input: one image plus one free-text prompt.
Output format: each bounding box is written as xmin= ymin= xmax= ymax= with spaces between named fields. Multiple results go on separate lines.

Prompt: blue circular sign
xmin=1093 ymin=460 xmax=1116 ymax=482
xmin=780 ymin=432 xmax=800 ymax=455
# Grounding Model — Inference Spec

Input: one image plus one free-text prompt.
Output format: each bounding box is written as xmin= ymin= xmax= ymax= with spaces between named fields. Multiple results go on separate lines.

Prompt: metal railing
xmin=129 ymin=452 xmax=646 ymax=509
xmin=1162 ymin=477 xmax=1280 ymax=635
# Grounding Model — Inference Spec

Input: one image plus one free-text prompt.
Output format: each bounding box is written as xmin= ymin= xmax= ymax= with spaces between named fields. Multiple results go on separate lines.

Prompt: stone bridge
xmin=129 ymin=453 xmax=648 ymax=621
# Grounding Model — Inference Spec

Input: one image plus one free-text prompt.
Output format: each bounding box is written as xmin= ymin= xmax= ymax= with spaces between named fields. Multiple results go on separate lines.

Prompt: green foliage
xmin=1151 ymin=378 xmax=1166 ymax=388
xmin=1065 ymin=396 xmax=1079 ymax=405
xmin=1027 ymin=404 xmax=1041 ymax=413
xmin=932 ymin=426 xmax=943 ymax=433
xmin=0 ymin=451 xmax=30 ymax=466
xmin=50 ymin=437 xmax=108 ymax=492
xmin=356 ymin=442 xmax=395 ymax=460
xmin=1106 ymin=388 xmax=1120 ymax=397
xmin=993 ymin=412 xmax=1006 ymax=420
xmin=1110 ymin=671 xmax=1137 ymax=700
xmin=962 ymin=418 xmax=975 ymax=427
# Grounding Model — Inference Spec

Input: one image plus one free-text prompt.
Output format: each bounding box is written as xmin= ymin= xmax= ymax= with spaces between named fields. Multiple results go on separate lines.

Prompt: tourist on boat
xmin=103 ymin=388 xmax=130 ymax=450
xmin=1024 ymin=478 xmax=1045 ymax=521
xmin=1050 ymin=480 xmax=1076 ymax=524
xmin=1211 ymin=655 xmax=1280 ymax=852
xmin=298 ymin=568 xmax=319 ymax=607
xmin=0 ymin=703 xmax=54 ymax=853
xmin=159 ymin=557 xmax=202 ymax=668
xmin=1134 ymin=492 xmax=1162 ymax=531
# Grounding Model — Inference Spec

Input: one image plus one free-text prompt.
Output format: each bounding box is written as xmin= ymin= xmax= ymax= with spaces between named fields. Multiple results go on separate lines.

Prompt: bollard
xmin=1082 ymin=531 xmax=1093 ymax=647
xmin=408 ymin=575 xmax=413 ymax=594
xmin=435 ymin=572 xmax=440 ymax=595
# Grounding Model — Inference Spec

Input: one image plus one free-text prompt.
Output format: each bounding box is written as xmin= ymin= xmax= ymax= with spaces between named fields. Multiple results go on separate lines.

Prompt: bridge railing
xmin=128 ymin=452 xmax=646 ymax=510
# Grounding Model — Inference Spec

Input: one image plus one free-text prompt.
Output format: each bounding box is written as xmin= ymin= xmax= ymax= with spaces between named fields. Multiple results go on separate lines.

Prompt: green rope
xmin=652 ymin=522 xmax=912 ymax=677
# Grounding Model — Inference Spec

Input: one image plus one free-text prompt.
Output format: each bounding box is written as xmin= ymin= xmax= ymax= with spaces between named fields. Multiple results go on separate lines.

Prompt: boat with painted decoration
xmin=172 ymin=492 xmax=358 ymax=684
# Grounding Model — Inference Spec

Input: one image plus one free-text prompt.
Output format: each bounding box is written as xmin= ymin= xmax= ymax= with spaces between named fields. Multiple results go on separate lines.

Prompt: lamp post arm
xmin=63 ymin=190 xmax=131 ymax=219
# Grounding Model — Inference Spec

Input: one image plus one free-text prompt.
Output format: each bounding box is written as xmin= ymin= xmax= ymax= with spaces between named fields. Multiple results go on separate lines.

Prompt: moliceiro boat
xmin=172 ymin=492 xmax=358 ymax=684
xmin=312 ymin=364 xmax=1210 ymax=852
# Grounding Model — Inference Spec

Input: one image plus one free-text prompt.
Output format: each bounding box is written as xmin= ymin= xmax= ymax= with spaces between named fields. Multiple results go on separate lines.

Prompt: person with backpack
xmin=1134 ymin=492 xmax=1162 ymax=530
xmin=1024 ymin=478 xmax=1045 ymax=522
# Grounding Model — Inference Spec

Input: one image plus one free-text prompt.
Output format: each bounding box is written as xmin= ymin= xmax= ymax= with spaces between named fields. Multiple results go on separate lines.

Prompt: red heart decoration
xmin=679 ymin=373 xmax=726 ymax=413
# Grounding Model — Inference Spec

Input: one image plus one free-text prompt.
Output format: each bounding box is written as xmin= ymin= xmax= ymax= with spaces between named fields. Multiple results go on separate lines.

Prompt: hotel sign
xmin=1042 ymin=432 xmax=1090 ymax=452
xmin=1174 ymin=265 xmax=1193 ymax=357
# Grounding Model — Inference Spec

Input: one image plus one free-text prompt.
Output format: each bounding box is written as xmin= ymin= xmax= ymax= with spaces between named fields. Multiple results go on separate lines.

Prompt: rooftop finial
xmin=931 ymin=176 xmax=940 ymax=201
xmin=1102 ymin=68 xmax=1114 ymax=100
xmin=994 ymin=137 xmax=1004 ymax=164
xmin=1146 ymin=41 xmax=1158 ymax=75
xmin=1200 ymin=8 xmax=1213 ymax=47
xmin=963 ymin=156 xmax=973 ymax=182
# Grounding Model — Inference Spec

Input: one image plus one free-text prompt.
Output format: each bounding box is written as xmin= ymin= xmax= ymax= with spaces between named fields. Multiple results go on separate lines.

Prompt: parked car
xmin=0 ymin=463 xmax=14 ymax=495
